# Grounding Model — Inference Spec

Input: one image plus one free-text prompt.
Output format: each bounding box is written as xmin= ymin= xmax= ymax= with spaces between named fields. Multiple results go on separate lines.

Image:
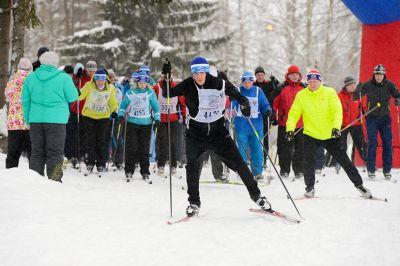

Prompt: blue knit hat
xmin=140 ymin=65 xmax=151 ymax=75
xmin=136 ymin=70 xmax=149 ymax=83
xmin=191 ymin=56 xmax=209 ymax=74
xmin=241 ymin=71 xmax=254 ymax=82
xmin=93 ymin=69 xmax=107 ymax=81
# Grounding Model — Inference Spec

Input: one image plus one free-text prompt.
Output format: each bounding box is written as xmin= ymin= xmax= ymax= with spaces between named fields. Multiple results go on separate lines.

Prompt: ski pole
xmin=77 ymin=78 xmax=82 ymax=172
xmin=246 ymin=117 xmax=303 ymax=219
xmin=112 ymin=122 xmax=122 ymax=164
xmin=341 ymin=103 xmax=380 ymax=132
xmin=165 ymin=59 xmax=173 ymax=218
xmin=122 ymin=113 xmax=128 ymax=168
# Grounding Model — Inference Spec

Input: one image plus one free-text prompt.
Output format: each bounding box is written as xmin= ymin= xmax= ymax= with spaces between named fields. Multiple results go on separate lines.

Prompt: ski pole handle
xmin=341 ymin=102 xmax=380 ymax=132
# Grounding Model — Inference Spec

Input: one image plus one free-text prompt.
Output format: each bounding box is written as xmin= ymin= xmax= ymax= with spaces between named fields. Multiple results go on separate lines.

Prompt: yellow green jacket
xmin=286 ymin=84 xmax=342 ymax=140
xmin=79 ymin=81 xmax=118 ymax=120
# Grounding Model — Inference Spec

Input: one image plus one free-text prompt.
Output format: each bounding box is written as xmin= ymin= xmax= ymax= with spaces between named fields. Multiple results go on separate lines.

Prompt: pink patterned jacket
xmin=5 ymin=69 xmax=30 ymax=130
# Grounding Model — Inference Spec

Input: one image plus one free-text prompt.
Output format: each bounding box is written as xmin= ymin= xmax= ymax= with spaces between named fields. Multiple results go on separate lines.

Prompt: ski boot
xmin=335 ymin=164 xmax=341 ymax=174
xmin=295 ymin=173 xmax=304 ymax=179
xmin=186 ymin=204 xmax=200 ymax=217
xmin=84 ymin=165 xmax=94 ymax=176
xmin=304 ymin=187 xmax=315 ymax=198
xmin=125 ymin=172 xmax=133 ymax=182
xmin=383 ymin=172 xmax=392 ymax=180
xmin=157 ymin=166 xmax=164 ymax=176
xmin=367 ymin=171 xmax=376 ymax=179
xmin=255 ymin=174 xmax=264 ymax=181
xmin=356 ymin=185 xmax=372 ymax=198
xmin=171 ymin=167 xmax=177 ymax=176
xmin=254 ymin=195 xmax=272 ymax=211
xmin=281 ymin=173 xmax=289 ymax=179
xmin=97 ymin=166 xmax=106 ymax=178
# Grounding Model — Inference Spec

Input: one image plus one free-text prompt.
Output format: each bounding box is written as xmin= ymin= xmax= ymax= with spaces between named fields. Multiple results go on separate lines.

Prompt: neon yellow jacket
xmin=286 ymin=84 xmax=342 ymax=140
xmin=79 ymin=81 xmax=118 ymax=120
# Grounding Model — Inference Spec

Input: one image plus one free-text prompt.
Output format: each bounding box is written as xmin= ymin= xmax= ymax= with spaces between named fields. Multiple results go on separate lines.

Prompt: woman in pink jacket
xmin=4 ymin=58 xmax=32 ymax=168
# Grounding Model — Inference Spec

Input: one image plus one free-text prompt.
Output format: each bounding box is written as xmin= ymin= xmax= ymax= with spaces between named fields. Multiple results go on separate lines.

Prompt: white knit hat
xmin=39 ymin=51 xmax=59 ymax=67
xmin=17 ymin=57 xmax=32 ymax=71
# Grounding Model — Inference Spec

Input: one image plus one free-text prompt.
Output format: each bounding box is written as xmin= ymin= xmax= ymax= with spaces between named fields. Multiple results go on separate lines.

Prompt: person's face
xmin=243 ymin=81 xmax=253 ymax=89
xmin=256 ymin=72 xmax=265 ymax=82
xmin=88 ymin=70 xmax=96 ymax=77
xmin=138 ymin=82 xmax=147 ymax=89
xmin=345 ymin=83 xmax=357 ymax=93
xmin=110 ymin=76 xmax=116 ymax=84
xmin=95 ymin=80 xmax=105 ymax=89
xmin=288 ymin=73 xmax=300 ymax=83
xmin=308 ymin=79 xmax=321 ymax=91
xmin=193 ymin=72 xmax=206 ymax=86
xmin=374 ymin=73 xmax=384 ymax=83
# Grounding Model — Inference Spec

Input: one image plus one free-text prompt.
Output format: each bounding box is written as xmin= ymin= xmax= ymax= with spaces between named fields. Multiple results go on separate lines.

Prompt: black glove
xmin=270 ymin=75 xmax=279 ymax=86
xmin=162 ymin=58 xmax=172 ymax=76
xmin=154 ymin=120 xmax=160 ymax=129
xmin=331 ymin=128 xmax=341 ymax=139
xmin=286 ymin=131 xmax=294 ymax=142
xmin=395 ymin=98 xmax=400 ymax=106
xmin=238 ymin=96 xmax=251 ymax=117
xmin=111 ymin=112 xmax=118 ymax=119
xmin=122 ymin=77 xmax=130 ymax=87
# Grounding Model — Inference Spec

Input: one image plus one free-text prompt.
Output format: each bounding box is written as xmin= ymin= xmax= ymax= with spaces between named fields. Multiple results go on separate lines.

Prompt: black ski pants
xmin=341 ymin=125 xmax=367 ymax=163
xmin=125 ymin=123 xmax=151 ymax=175
xmin=6 ymin=130 xmax=31 ymax=168
xmin=277 ymin=125 xmax=304 ymax=175
xmin=303 ymin=134 xmax=363 ymax=190
xmin=29 ymin=123 xmax=66 ymax=181
xmin=84 ymin=117 xmax=109 ymax=168
xmin=156 ymin=121 xmax=178 ymax=168
xmin=185 ymin=119 xmax=260 ymax=206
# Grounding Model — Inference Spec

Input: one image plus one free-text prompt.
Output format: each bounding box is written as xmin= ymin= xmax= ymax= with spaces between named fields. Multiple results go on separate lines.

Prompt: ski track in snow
xmin=0 ymin=153 xmax=399 ymax=266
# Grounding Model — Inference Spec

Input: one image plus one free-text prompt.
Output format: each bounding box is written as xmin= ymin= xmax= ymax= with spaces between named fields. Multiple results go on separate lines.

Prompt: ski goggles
xmin=86 ymin=63 xmax=97 ymax=71
xmin=241 ymin=76 xmax=254 ymax=83
xmin=306 ymin=73 xmax=322 ymax=81
xmin=93 ymin=74 xmax=107 ymax=81
xmin=191 ymin=64 xmax=210 ymax=74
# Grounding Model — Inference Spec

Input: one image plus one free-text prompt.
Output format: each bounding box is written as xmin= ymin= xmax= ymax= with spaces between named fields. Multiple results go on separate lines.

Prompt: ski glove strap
xmin=286 ymin=131 xmax=294 ymax=142
xmin=331 ymin=128 xmax=341 ymax=139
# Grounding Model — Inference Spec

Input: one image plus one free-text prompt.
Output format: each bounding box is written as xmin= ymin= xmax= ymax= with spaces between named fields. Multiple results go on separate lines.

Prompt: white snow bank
xmin=148 ymin=40 xmax=174 ymax=58
xmin=0 ymin=152 xmax=399 ymax=266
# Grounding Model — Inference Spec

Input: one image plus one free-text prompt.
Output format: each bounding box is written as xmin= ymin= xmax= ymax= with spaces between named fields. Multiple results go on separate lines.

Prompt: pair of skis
xmin=167 ymin=207 xmax=301 ymax=225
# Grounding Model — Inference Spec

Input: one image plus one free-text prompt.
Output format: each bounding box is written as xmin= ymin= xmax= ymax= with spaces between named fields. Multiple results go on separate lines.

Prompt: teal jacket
xmin=118 ymin=88 xmax=160 ymax=126
xmin=22 ymin=64 xmax=78 ymax=125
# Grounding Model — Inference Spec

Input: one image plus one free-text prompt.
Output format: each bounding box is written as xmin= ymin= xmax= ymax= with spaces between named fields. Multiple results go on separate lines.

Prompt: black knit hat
xmin=63 ymin=65 xmax=74 ymax=75
xmin=255 ymin=66 xmax=265 ymax=75
xmin=37 ymin=46 xmax=50 ymax=58
xmin=373 ymin=64 xmax=385 ymax=75
xmin=344 ymin=76 xmax=356 ymax=86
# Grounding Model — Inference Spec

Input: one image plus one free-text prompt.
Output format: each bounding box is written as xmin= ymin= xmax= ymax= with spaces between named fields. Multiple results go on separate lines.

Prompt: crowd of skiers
xmin=4 ymin=46 xmax=400 ymax=215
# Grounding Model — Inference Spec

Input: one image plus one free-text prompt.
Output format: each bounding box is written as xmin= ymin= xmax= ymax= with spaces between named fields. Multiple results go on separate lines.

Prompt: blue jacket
xmin=118 ymin=88 xmax=160 ymax=125
xmin=232 ymin=85 xmax=271 ymax=133
xmin=22 ymin=64 xmax=78 ymax=125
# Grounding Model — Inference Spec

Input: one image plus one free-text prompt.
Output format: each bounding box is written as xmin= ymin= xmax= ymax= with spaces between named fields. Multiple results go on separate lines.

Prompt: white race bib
xmin=237 ymin=87 xmax=259 ymax=119
xmin=158 ymin=90 xmax=178 ymax=114
xmin=128 ymin=92 xmax=151 ymax=118
xmin=86 ymin=90 xmax=110 ymax=113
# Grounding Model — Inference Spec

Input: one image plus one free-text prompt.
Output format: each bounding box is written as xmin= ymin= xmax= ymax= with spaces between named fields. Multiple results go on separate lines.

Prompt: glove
xmin=331 ymin=128 xmax=341 ymax=139
xmin=162 ymin=58 xmax=172 ymax=76
xmin=238 ymin=96 xmax=251 ymax=117
xmin=395 ymin=98 xmax=400 ymax=106
xmin=154 ymin=120 xmax=160 ymax=130
xmin=286 ymin=131 xmax=294 ymax=142
xmin=111 ymin=112 xmax=118 ymax=119
xmin=270 ymin=75 xmax=279 ymax=86
xmin=117 ymin=116 xmax=124 ymax=124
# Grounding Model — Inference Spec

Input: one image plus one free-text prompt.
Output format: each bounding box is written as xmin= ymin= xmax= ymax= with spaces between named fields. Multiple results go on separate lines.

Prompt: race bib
xmin=87 ymin=90 xmax=110 ymax=113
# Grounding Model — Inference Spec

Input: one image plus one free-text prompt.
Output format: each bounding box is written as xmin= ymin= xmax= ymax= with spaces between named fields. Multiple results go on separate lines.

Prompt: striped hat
xmin=190 ymin=56 xmax=209 ymax=74
xmin=306 ymin=69 xmax=322 ymax=81
xmin=241 ymin=71 xmax=254 ymax=82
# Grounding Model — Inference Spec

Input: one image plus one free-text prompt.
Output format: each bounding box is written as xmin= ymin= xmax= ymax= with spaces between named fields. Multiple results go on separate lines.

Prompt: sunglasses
xmin=93 ymin=74 xmax=107 ymax=81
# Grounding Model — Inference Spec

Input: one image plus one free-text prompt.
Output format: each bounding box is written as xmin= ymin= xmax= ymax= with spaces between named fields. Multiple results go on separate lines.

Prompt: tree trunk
xmin=305 ymin=0 xmax=314 ymax=68
xmin=0 ymin=0 xmax=11 ymax=108
xmin=11 ymin=4 xmax=25 ymax=75
xmin=286 ymin=0 xmax=297 ymax=64
xmin=238 ymin=0 xmax=246 ymax=70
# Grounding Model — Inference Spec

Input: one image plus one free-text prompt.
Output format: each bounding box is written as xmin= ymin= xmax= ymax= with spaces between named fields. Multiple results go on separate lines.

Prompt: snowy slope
xmin=0 ymin=153 xmax=399 ymax=266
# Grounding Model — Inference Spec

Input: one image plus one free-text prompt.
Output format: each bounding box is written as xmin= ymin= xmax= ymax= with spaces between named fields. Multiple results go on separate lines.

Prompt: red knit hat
xmin=306 ymin=69 xmax=321 ymax=81
xmin=287 ymin=65 xmax=300 ymax=74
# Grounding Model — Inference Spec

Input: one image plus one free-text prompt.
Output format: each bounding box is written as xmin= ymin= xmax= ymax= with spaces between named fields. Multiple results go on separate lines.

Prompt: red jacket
xmin=338 ymin=88 xmax=364 ymax=127
xmin=273 ymin=75 xmax=304 ymax=128
xmin=153 ymin=80 xmax=186 ymax=123
xmin=70 ymin=71 xmax=92 ymax=114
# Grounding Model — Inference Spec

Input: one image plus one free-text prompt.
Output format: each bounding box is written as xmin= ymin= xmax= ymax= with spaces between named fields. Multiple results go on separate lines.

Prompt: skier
xmin=4 ymin=58 xmax=32 ymax=168
xmin=253 ymin=66 xmax=279 ymax=164
xmin=286 ymin=69 xmax=372 ymax=198
xmin=337 ymin=76 xmax=367 ymax=166
xmin=273 ymin=65 xmax=305 ymax=179
xmin=78 ymin=68 xmax=118 ymax=176
xmin=22 ymin=51 xmax=78 ymax=182
xmin=118 ymin=71 xmax=160 ymax=181
xmin=163 ymin=56 xmax=271 ymax=217
xmin=153 ymin=70 xmax=186 ymax=176
xmin=232 ymin=71 xmax=272 ymax=180
xmin=360 ymin=64 xmax=400 ymax=179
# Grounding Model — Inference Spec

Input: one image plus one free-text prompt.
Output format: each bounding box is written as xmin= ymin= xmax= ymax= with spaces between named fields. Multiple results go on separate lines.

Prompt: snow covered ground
xmin=0 ymin=153 xmax=399 ymax=266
